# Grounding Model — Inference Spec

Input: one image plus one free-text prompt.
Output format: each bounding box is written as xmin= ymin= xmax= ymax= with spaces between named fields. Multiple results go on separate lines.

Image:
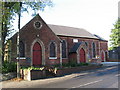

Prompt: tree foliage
xmin=1 ymin=1 xmax=53 ymax=61
xmin=109 ymin=18 xmax=120 ymax=50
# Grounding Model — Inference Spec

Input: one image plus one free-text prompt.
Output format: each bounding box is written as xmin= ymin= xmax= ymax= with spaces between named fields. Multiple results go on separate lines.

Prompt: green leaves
xmin=1 ymin=61 xmax=17 ymax=73
xmin=1 ymin=1 xmax=53 ymax=61
xmin=109 ymin=18 xmax=120 ymax=50
xmin=21 ymin=66 xmax=45 ymax=71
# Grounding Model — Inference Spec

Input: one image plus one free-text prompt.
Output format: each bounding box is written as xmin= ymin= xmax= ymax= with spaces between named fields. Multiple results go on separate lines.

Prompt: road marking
xmin=77 ymin=73 xmax=89 ymax=76
xmin=115 ymin=74 xmax=120 ymax=77
xmin=105 ymin=67 xmax=117 ymax=70
xmin=71 ymin=79 xmax=103 ymax=88
xmin=97 ymin=70 xmax=105 ymax=72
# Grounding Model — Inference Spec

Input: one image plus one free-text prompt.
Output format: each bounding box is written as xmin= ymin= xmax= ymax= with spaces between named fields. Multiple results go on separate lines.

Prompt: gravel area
xmin=0 ymin=72 xmax=16 ymax=82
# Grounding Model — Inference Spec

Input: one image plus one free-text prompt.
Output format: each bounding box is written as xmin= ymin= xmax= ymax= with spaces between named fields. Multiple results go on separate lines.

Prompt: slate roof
xmin=69 ymin=42 xmax=82 ymax=53
xmin=48 ymin=24 xmax=98 ymax=39
xmin=94 ymin=34 xmax=107 ymax=41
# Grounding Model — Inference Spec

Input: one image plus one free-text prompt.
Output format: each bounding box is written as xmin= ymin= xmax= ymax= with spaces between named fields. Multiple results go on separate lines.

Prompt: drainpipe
xmin=60 ymin=40 xmax=62 ymax=68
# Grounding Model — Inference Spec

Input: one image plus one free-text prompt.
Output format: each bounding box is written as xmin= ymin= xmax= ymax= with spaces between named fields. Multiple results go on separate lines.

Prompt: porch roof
xmin=69 ymin=42 xmax=82 ymax=53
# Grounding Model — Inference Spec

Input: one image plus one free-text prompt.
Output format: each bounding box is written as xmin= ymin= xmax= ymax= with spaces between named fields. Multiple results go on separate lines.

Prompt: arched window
xmin=62 ymin=40 xmax=67 ymax=58
xmin=50 ymin=42 xmax=56 ymax=57
xmin=19 ymin=41 xmax=25 ymax=57
xmin=92 ymin=42 xmax=96 ymax=58
xmin=85 ymin=42 xmax=88 ymax=46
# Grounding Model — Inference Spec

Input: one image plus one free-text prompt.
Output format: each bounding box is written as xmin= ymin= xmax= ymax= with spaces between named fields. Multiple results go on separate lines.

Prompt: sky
xmin=12 ymin=0 xmax=119 ymax=47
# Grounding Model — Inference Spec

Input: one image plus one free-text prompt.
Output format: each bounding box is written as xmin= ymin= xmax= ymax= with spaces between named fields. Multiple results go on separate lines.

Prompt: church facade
xmin=7 ymin=14 xmax=108 ymax=66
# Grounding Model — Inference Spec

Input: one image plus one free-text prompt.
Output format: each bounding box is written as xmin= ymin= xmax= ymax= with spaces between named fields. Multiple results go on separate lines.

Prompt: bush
xmin=1 ymin=61 xmax=17 ymax=73
xmin=69 ymin=62 xmax=77 ymax=67
xmin=20 ymin=66 xmax=45 ymax=70
xmin=52 ymin=64 xmax=60 ymax=67
xmin=54 ymin=62 xmax=89 ymax=67
xmin=78 ymin=62 xmax=89 ymax=66
xmin=62 ymin=63 xmax=70 ymax=67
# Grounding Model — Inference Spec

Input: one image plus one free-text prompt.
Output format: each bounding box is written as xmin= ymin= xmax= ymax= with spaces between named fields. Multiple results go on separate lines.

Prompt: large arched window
xmin=19 ymin=41 xmax=25 ymax=57
xmin=92 ymin=42 xmax=96 ymax=58
xmin=62 ymin=40 xmax=67 ymax=58
xmin=49 ymin=42 xmax=56 ymax=57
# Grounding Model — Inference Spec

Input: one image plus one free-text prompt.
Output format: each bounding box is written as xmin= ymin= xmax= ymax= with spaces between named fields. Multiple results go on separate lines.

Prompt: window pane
xmin=62 ymin=40 xmax=67 ymax=58
xmin=85 ymin=42 xmax=88 ymax=46
xmin=50 ymin=42 xmax=56 ymax=57
xmin=92 ymin=42 xmax=96 ymax=58
xmin=19 ymin=41 xmax=25 ymax=57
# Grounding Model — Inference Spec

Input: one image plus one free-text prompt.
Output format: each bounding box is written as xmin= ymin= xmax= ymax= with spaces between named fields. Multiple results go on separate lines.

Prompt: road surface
xmin=1 ymin=64 xmax=120 ymax=89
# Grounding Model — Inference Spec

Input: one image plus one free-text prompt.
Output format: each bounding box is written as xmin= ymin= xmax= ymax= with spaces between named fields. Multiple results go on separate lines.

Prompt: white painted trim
xmin=73 ymin=39 xmax=78 ymax=43
xmin=49 ymin=57 xmax=57 ymax=59
xmin=16 ymin=57 xmax=26 ymax=59
xmin=31 ymin=38 xmax=45 ymax=66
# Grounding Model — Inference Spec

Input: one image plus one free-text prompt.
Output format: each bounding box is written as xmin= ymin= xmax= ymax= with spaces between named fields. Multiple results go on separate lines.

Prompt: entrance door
xmin=101 ymin=51 xmax=105 ymax=62
xmin=33 ymin=42 xmax=42 ymax=66
xmin=80 ymin=48 xmax=86 ymax=63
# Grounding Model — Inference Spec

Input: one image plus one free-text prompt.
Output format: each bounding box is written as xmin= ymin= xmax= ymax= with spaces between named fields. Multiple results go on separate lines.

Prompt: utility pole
xmin=17 ymin=2 xmax=22 ymax=78
xmin=0 ymin=2 xmax=2 ymax=74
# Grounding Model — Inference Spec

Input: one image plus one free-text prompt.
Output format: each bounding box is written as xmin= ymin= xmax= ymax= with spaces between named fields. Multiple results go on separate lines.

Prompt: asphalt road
xmin=1 ymin=64 xmax=120 ymax=89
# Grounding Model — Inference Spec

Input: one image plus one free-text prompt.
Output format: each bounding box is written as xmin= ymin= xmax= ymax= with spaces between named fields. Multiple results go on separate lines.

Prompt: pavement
xmin=1 ymin=62 xmax=120 ymax=89
xmin=101 ymin=62 xmax=120 ymax=66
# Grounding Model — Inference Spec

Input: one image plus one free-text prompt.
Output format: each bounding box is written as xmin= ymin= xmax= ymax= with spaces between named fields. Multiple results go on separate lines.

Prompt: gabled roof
xmin=48 ymin=24 xmax=98 ymax=39
xmin=69 ymin=42 xmax=82 ymax=53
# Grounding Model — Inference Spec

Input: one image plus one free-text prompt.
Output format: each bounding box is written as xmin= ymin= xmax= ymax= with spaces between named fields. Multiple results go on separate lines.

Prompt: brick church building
xmin=6 ymin=14 xmax=108 ymax=66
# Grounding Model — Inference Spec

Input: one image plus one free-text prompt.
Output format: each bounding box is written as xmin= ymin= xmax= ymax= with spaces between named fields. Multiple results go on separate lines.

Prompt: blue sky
xmin=12 ymin=0 xmax=119 ymax=47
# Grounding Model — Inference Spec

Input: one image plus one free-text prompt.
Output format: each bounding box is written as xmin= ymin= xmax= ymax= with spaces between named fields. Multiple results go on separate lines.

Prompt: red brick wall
xmin=10 ymin=15 xmax=108 ymax=66
xmin=19 ymin=15 xmax=61 ymax=66
xmin=58 ymin=36 xmax=108 ymax=61
xmin=100 ymin=41 xmax=108 ymax=51
xmin=69 ymin=53 xmax=77 ymax=63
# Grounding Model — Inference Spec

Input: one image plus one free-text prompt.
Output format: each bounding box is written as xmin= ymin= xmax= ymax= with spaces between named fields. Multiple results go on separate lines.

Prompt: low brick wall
xmin=20 ymin=65 xmax=102 ymax=81
xmin=20 ymin=69 xmax=46 ymax=81
xmin=31 ymin=70 xmax=46 ymax=80
xmin=55 ymin=65 xmax=102 ymax=76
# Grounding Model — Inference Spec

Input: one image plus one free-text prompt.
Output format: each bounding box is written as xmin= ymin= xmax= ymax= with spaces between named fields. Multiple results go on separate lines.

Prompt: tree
xmin=1 ymin=1 xmax=53 ymax=62
xmin=109 ymin=18 xmax=120 ymax=50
